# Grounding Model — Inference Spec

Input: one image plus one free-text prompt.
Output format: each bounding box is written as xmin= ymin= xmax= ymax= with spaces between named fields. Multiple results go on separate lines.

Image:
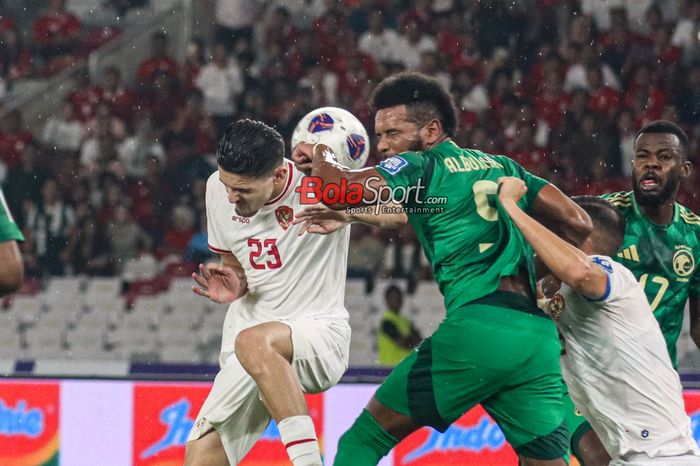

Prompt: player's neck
xmin=638 ymin=199 xmax=675 ymax=225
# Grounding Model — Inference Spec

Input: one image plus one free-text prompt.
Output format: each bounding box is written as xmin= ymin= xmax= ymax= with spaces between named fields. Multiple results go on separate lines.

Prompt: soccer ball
xmin=291 ymin=107 xmax=370 ymax=169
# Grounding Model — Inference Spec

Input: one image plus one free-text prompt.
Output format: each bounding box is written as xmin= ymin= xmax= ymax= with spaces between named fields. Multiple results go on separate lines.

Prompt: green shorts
xmin=562 ymin=381 xmax=593 ymax=460
xmin=375 ymin=291 xmax=568 ymax=460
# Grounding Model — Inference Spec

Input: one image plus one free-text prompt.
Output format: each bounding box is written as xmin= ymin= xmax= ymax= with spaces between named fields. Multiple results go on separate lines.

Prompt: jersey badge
xmin=673 ymin=246 xmax=695 ymax=278
xmin=275 ymin=206 xmax=294 ymax=231
xmin=548 ymin=293 xmax=565 ymax=321
xmin=378 ymin=156 xmax=408 ymax=175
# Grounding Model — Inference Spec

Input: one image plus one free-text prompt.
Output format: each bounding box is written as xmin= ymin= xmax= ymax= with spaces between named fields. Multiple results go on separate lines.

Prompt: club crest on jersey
xmin=275 ymin=206 xmax=294 ymax=230
xmin=673 ymin=246 xmax=695 ymax=278
xmin=548 ymin=293 xmax=565 ymax=321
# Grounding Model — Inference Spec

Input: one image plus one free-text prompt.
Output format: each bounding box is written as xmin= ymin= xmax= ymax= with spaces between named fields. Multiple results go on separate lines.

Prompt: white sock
xmin=278 ymin=415 xmax=322 ymax=466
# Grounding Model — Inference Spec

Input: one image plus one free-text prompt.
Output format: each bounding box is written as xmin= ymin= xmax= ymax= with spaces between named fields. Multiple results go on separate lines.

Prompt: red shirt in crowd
xmin=32 ymin=11 xmax=81 ymax=46
xmin=136 ymin=56 xmax=180 ymax=83
xmin=0 ymin=131 xmax=32 ymax=169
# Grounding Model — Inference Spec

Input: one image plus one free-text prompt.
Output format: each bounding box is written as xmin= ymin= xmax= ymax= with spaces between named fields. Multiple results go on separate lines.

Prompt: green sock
xmin=333 ymin=409 xmax=399 ymax=466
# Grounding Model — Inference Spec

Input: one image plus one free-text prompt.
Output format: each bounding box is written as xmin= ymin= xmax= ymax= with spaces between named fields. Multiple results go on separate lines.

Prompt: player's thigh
xmin=481 ymin=327 xmax=567 ymax=460
xmin=185 ymin=429 xmax=228 ymax=466
xmin=286 ymin=318 xmax=350 ymax=393
xmin=189 ymin=352 xmax=271 ymax=463
xmin=561 ymin=385 xmax=610 ymax=466
xmin=374 ymin=317 xmax=509 ymax=432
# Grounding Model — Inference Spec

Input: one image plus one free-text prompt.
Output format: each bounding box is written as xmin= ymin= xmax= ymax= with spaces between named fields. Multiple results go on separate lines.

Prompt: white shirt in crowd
xmin=196 ymin=59 xmax=245 ymax=116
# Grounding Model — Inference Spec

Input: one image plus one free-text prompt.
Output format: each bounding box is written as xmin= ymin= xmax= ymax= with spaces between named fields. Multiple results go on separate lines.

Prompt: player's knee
xmin=235 ymin=327 xmax=273 ymax=368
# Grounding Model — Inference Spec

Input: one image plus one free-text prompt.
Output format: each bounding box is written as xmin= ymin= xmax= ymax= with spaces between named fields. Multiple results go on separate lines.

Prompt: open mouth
xmin=640 ymin=173 xmax=661 ymax=191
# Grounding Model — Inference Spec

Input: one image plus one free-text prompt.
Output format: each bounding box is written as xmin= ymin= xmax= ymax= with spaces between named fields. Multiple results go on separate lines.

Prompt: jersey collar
xmin=630 ymin=191 xmax=679 ymax=227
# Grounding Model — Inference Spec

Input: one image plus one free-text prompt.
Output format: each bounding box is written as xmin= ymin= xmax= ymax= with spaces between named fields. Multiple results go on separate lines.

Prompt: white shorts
xmin=187 ymin=318 xmax=350 ymax=464
xmin=611 ymin=453 xmax=700 ymax=465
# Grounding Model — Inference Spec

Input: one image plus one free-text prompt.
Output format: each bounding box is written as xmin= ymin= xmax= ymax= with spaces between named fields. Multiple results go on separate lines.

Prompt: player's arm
xmin=293 ymin=203 xmax=407 ymax=235
xmin=498 ymin=177 xmax=607 ymax=300
xmin=0 ymin=240 xmax=24 ymax=297
xmin=192 ymin=251 xmax=248 ymax=303
xmin=530 ymin=184 xmax=592 ymax=247
xmin=292 ymin=142 xmax=393 ymax=210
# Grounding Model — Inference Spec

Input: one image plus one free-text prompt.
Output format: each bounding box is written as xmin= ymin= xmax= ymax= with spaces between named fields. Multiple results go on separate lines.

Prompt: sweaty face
xmin=631 ymin=133 xmax=690 ymax=206
xmin=374 ymin=105 xmax=424 ymax=159
xmin=219 ymin=167 xmax=280 ymax=217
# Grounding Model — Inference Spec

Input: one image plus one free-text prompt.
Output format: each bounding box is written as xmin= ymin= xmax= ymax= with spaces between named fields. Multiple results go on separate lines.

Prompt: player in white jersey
xmin=184 ymin=120 xmax=404 ymax=466
xmin=498 ymin=177 xmax=700 ymax=466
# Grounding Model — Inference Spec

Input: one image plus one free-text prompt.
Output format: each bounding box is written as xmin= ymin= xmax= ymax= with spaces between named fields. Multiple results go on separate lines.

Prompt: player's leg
xmin=184 ymin=430 xmax=228 ymax=466
xmin=562 ymin=387 xmax=611 ymax=466
xmin=469 ymin=297 xmax=568 ymax=465
xmin=235 ymin=319 xmax=349 ymax=466
xmin=334 ymin=348 xmax=422 ymax=466
xmin=186 ymin=352 xmax=271 ymax=465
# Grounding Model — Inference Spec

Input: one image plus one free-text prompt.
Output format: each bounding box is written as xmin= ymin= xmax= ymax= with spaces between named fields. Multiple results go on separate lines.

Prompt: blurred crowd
xmin=2 ymin=0 xmax=700 ymax=292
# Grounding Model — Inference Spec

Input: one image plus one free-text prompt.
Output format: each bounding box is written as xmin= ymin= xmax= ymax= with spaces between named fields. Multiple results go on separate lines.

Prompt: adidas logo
xmin=618 ymin=245 xmax=640 ymax=262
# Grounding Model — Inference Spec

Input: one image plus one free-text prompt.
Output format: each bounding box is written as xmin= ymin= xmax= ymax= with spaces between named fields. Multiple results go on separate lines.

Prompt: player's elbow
xmin=380 ymin=212 xmax=407 ymax=228
xmin=564 ymin=212 xmax=593 ymax=247
xmin=0 ymin=260 xmax=24 ymax=296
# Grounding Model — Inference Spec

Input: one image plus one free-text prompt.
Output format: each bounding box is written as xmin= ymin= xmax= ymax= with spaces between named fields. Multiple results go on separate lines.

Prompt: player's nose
xmin=228 ymin=192 xmax=240 ymax=204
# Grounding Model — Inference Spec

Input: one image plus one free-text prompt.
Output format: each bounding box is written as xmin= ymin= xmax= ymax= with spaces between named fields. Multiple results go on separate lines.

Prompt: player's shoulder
xmin=678 ymin=203 xmax=700 ymax=230
xmin=205 ymin=170 xmax=226 ymax=200
xmin=592 ymin=255 xmax=638 ymax=293
xmin=601 ymin=191 xmax=632 ymax=209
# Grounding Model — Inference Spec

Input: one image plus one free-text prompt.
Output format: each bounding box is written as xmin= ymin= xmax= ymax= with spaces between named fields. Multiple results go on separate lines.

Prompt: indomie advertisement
xmin=0 ymin=381 xmax=60 ymax=466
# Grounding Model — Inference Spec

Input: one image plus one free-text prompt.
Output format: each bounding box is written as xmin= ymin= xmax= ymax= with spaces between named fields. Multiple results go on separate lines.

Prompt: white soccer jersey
xmin=205 ymin=161 xmax=350 ymax=353
xmin=553 ymin=255 xmax=700 ymax=462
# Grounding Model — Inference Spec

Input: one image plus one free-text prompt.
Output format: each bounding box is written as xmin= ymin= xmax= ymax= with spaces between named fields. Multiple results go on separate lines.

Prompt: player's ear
xmin=421 ymin=119 xmax=443 ymax=145
xmin=681 ymin=158 xmax=692 ymax=179
xmin=273 ymin=163 xmax=288 ymax=182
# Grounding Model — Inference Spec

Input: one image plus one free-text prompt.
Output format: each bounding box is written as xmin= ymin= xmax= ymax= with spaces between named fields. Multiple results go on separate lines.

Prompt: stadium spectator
xmin=377 ymin=285 xmax=422 ymax=366
xmin=161 ymin=204 xmax=196 ymax=257
xmin=195 ymin=42 xmax=244 ymax=137
xmin=0 ymin=23 xmax=32 ymax=82
xmin=117 ymin=116 xmax=165 ymax=178
xmin=0 ymin=109 xmax=33 ymax=171
xmin=41 ymin=98 xmax=86 ymax=152
xmin=394 ymin=15 xmax=436 ymax=70
xmin=2 ymin=141 xmax=47 ymax=227
xmin=108 ymin=203 xmax=152 ymax=272
xmin=99 ymin=66 xmax=138 ymax=125
xmin=213 ymin=0 xmax=258 ymax=54
xmin=24 ymin=179 xmax=75 ymax=276
xmin=65 ymin=205 xmax=113 ymax=276
xmin=136 ymin=31 xmax=180 ymax=84
xmin=32 ymin=0 xmax=81 ymax=68
xmin=358 ymin=9 xmax=401 ymax=65
xmin=346 ymin=223 xmax=383 ymax=294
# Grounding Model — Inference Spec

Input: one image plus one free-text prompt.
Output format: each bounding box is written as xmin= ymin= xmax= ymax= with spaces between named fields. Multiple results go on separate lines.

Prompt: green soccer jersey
xmin=375 ymin=140 xmax=548 ymax=314
xmin=602 ymin=191 xmax=700 ymax=366
xmin=0 ymin=188 xmax=23 ymax=243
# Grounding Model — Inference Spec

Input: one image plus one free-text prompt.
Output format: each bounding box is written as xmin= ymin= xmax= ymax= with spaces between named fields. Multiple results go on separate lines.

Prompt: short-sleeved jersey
xmin=553 ymin=256 xmax=700 ymax=461
xmin=375 ymin=140 xmax=548 ymax=313
xmin=602 ymin=191 xmax=700 ymax=365
xmin=0 ymin=188 xmax=23 ymax=243
xmin=206 ymin=162 xmax=350 ymax=353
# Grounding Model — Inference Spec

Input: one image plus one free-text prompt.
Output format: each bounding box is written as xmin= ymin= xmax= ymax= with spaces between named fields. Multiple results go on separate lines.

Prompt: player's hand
xmin=291 ymin=142 xmax=315 ymax=174
xmin=497 ymin=176 xmax=527 ymax=203
xmin=293 ymin=205 xmax=349 ymax=235
xmin=192 ymin=263 xmax=243 ymax=304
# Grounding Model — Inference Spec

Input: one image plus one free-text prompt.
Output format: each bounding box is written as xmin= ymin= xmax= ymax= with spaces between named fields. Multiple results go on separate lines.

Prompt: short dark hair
xmin=216 ymin=119 xmax=284 ymax=177
xmin=371 ymin=72 xmax=459 ymax=137
xmin=636 ymin=120 xmax=689 ymax=159
xmin=385 ymin=284 xmax=402 ymax=300
xmin=572 ymin=196 xmax=626 ymax=256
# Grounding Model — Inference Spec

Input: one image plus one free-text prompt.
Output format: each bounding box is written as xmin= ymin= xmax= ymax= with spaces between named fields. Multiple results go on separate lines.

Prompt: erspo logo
xmin=0 ymin=382 xmax=60 ymax=466
xmin=394 ymin=407 xmax=516 ymax=465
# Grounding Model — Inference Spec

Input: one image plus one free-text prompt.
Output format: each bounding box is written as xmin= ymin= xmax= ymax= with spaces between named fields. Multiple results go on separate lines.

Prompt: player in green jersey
xmin=292 ymin=72 xmax=592 ymax=466
xmin=562 ymin=120 xmax=700 ymax=466
xmin=0 ymin=186 xmax=24 ymax=297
